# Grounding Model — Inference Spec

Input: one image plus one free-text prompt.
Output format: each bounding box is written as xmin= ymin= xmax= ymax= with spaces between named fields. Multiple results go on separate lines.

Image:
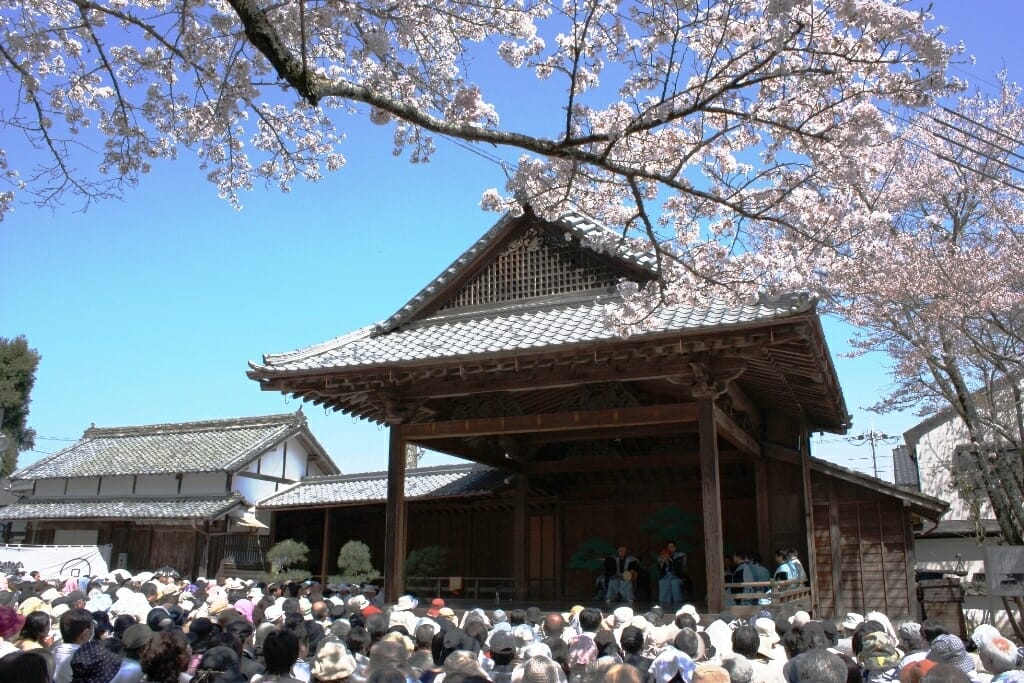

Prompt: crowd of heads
xmin=0 ymin=565 xmax=1022 ymax=683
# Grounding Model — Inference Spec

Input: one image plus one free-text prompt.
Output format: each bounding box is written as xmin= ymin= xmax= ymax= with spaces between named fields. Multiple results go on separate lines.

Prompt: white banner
xmin=0 ymin=544 xmax=112 ymax=579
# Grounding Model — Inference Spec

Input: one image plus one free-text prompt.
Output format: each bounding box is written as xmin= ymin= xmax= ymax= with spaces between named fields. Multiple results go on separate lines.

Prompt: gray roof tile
xmin=259 ymin=464 xmax=507 ymax=508
xmin=254 ymin=294 xmax=814 ymax=375
xmin=13 ymin=412 xmax=313 ymax=479
xmin=0 ymin=494 xmax=245 ymax=520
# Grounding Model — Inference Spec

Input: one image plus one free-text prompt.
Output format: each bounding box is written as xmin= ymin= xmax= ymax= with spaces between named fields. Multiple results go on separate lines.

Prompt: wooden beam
xmin=714 ymin=406 xmax=761 ymax=457
xmin=800 ymin=428 xmax=819 ymax=614
xmin=320 ymin=508 xmax=331 ymax=582
xmin=524 ymin=451 xmax=753 ymax=478
xmin=699 ymin=398 xmax=725 ymax=613
xmin=399 ymin=402 xmax=699 ymax=440
xmin=829 ymin=482 xmax=843 ymax=620
xmin=384 ymin=426 xmax=408 ymax=602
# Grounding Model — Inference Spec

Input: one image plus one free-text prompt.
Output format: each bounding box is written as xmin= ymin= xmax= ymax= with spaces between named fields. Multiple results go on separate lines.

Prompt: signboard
xmin=983 ymin=545 xmax=1024 ymax=597
xmin=0 ymin=544 xmax=112 ymax=579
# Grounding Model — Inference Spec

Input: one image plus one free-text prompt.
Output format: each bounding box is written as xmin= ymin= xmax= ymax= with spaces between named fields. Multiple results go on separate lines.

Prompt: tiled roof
xmin=258 ymin=464 xmax=508 ymax=508
xmin=0 ymin=494 xmax=245 ymax=520
xmin=254 ymin=293 xmax=815 ymax=375
xmin=376 ymin=209 xmax=658 ymax=334
xmin=13 ymin=412 xmax=314 ymax=479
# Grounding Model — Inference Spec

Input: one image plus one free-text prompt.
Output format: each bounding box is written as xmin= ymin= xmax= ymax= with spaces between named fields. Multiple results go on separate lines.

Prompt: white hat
xmin=676 ymin=604 xmax=701 ymax=624
xmin=348 ymin=595 xmax=370 ymax=612
xmin=755 ymin=618 xmax=780 ymax=646
xmin=248 ymin=587 xmax=264 ymax=601
xmin=789 ymin=610 xmax=811 ymax=627
xmin=133 ymin=572 xmax=154 ymax=583
xmin=40 ymin=588 xmax=61 ymax=603
xmin=613 ymin=606 xmax=634 ymax=627
xmin=264 ymin=604 xmax=284 ymax=623
xmin=394 ymin=594 xmax=418 ymax=611
xmin=841 ymin=613 xmax=864 ymax=631
xmin=51 ymin=603 xmax=70 ymax=619
xmin=224 ymin=577 xmax=245 ymax=591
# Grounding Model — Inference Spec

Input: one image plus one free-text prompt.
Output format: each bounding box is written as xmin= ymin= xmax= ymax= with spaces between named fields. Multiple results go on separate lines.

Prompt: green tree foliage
xmin=569 ymin=538 xmax=616 ymax=572
xmin=265 ymin=538 xmax=311 ymax=582
xmin=336 ymin=540 xmax=379 ymax=585
xmin=405 ymin=545 xmax=448 ymax=578
xmin=640 ymin=506 xmax=700 ymax=553
xmin=0 ymin=336 xmax=41 ymax=476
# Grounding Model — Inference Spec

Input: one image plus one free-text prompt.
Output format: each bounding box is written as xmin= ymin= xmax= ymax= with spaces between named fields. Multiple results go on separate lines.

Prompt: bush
xmin=405 ymin=545 xmax=448 ymax=578
xmin=265 ymin=538 xmax=310 ymax=579
xmin=337 ymin=540 xmax=379 ymax=585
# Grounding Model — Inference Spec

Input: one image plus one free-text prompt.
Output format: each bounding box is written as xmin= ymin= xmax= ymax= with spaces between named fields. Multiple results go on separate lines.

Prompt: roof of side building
xmin=12 ymin=411 xmax=338 ymax=478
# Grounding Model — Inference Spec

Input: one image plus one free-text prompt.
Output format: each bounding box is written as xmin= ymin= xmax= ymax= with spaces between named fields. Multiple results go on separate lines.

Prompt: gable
xmin=375 ymin=210 xmax=656 ymax=333
xmin=435 ymin=222 xmax=643 ymax=314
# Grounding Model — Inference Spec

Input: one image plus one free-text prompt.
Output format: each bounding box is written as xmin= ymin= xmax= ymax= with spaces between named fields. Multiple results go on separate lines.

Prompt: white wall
xmin=34 ymin=479 xmax=64 ymax=496
xmin=66 ymin=477 xmax=99 ymax=497
xmin=284 ymin=437 xmax=309 ymax=480
xmin=258 ymin=444 xmax=285 ymax=479
xmin=100 ymin=476 xmax=133 ymax=496
xmin=914 ymin=419 xmax=994 ymax=520
xmin=134 ymin=474 xmax=178 ymax=496
xmin=233 ymin=476 xmax=280 ymax=504
xmin=181 ymin=472 xmax=228 ymax=495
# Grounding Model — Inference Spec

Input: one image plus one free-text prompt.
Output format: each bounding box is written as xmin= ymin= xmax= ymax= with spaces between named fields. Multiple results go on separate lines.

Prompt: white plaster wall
xmin=34 ymin=479 xmax=65 ymax=496
xmin=915 ymin=536 xmax=985 ymax=576
xmin=66 ymin=477 xmax=99 ymax=497
xmin=134 ymin=474 xmax=178 ymax=496
xmin=915 ymin=420 xmax=994 ymax=520
xmin=283 ymin=437 xmax=309 ymax=480
xmin=181 ymin=472 xmax=228 ymax=495
xmin=100 ymin=476 xmax=133 ymax=496
xmin=259 ymin=444 xmax=285 ymax=479
xmin=232 ymin=476 xmax=279 ymax=504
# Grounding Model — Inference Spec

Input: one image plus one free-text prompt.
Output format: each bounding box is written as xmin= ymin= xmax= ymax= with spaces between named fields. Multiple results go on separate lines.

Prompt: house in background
xmin=0 ymin=410 xmax=339 ymax=577
xmin=895 ymin=407 xmax=1011 ymax=630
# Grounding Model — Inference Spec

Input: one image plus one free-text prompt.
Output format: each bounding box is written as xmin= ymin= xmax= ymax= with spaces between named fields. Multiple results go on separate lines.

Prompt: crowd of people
xmin=0 ymin=565 xmax=1022 ymax=683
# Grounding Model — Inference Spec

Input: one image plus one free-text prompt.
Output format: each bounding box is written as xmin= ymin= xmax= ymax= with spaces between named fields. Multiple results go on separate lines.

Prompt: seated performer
xmin=658 ymin=542 xmax=688 ymax=608
xmin=604 ymin=546 xmax=640 ymax=604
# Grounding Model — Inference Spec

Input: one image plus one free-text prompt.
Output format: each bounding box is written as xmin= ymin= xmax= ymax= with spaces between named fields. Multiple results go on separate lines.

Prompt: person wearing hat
xmin=312 ymin=640 xmax=358 ymax=682
xmin=116 ymin=623 xmax=152 ymax=683
xmin=489 ymin=630 xmax=518 ymax=681
xmin=70 ymin=639 xmax=122 ymax=683
xmin=520 ymin=654 xmax=562 ymax=683
xmin=859 ymin=631 xmax=901 ymax=682
xmin=426 ymin=598 xmax=445 ymax=619
xmin=389 ymin=595 xmax=419 ymax=633
xmin=54 ymin=608 xmax=95 ymax=683
xmin=927 ymin=635 xmax=981 ymax=681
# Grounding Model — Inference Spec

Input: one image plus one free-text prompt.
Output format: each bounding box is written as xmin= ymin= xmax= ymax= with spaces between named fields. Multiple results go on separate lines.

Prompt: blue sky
xmin=1 ymin=1 xmax=1019 ymax=480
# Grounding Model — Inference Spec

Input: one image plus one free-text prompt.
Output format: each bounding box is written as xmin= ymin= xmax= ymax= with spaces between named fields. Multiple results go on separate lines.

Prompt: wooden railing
xmin=723 ymin=577 xmax=811 ymax=616
xmin=404 ymin=576 xmax=516 ymax=604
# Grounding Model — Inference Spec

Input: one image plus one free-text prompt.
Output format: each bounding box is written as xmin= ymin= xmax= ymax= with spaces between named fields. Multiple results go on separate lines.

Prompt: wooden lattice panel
xmin=439 ymin=226 xmax=625 ymax=310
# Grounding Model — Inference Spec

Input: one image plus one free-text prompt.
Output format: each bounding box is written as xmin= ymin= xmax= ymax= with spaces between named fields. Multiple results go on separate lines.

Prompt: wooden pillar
xmin=514 ymin=474 xmax=528 ymax=601
xmin=755 ymin=456 xmax=771 ymax=564
xmin=829 ymin=482 xmax=844 ymax=619
xmin=699 ymin=397 xmax=725 ymax=613
xmin=320 ymin=508 xmax=331 ymax=582
xmin=800 ymin=428 xmax=819 ymax=613
xmin=384 ymin=426 xmax=408 ymax=603
xmin=904 ymin=506 xmax=921 ymax=620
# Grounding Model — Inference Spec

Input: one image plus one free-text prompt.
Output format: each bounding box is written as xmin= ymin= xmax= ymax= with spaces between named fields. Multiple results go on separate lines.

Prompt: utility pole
xmin=850 ymin=430 xmax=898 ymax=479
